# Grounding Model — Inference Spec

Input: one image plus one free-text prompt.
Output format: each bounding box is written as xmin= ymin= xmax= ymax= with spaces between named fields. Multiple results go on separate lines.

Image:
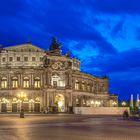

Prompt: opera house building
xmin=0 ymin=38 xmax=118 ymax=113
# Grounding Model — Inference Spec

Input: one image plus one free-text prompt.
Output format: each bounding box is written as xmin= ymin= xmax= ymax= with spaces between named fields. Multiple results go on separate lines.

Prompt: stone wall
xmin=73 ymin=107 xmax=130 ymax=115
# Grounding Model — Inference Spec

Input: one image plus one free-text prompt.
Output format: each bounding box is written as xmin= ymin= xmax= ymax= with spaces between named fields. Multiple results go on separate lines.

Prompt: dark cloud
xmin=88 ymin=0 xmax=140 ymax=15
xmin=0 ymin=0 xmax=26 ymax=17
xmin=111 ymin=20 xmax=124 ymax=38
xmin=83 ymin=48 xmax=140 ymax=74
xmin=135 ymin=27 xmax=140 ymax=40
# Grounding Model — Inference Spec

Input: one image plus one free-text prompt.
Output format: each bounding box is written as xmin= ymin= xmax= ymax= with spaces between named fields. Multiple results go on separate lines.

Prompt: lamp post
xmin=18 ymin=92 xmax=27 ymax=112
xmin=122 ymin=101 xmax=127 ymax=107
xmin=112 ymin=102 xmax=117 ymax=107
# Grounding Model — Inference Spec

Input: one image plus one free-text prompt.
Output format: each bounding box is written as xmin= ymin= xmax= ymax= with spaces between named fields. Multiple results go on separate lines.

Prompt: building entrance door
xmin=55 ymin=94 xmax=65 ymax=112
xmin=34 ymin=103 xmax=40 ymax=112
xmin=23 ymin=103 xmax=29 ymax=112
xmin=12 ymin=103 xmax=17 ymax=112
xmin=1 ymin=103 xmax=7 ymax=112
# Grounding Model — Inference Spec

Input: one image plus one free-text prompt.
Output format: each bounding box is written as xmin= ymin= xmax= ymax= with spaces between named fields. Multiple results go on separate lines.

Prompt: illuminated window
xmin=82 ymin=82 xmax=85 ymax=91
xmin=1 ymin=77 xmax=7 ymax=88
xmin=34 ymin=77 xmax=41 ymax=88
xmin=12 ymin=77 xmax=18 ymax=88
xmin=23 ymin=77 xmax=29 ymax=88
xmin=75 ymin=80 xmax=79 ymax=90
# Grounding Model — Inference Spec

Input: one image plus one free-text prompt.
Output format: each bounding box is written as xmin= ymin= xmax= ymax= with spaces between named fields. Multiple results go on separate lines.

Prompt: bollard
xmin=20 ymin=109 xmax=24 ymax=118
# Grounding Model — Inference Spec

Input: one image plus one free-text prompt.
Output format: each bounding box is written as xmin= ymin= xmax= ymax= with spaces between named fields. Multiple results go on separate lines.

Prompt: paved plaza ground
xmin=0 ymin=114 xmax=139 ymax=140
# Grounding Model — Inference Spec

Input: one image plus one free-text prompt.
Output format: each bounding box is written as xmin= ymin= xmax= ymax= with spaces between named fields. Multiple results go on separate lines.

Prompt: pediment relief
xmin=5 ymin=43 xmax=45 ymax=52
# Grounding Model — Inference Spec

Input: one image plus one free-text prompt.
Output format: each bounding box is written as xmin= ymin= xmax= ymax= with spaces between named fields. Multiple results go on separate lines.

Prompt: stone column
xmin=68 ymin=72 xmax=72 ymax=88
xmin=8 ymin=73 xmax=11 ymax=89
xmin=29 ymin=102 xmax=31 ymax=112
xmin=70 ymin=92 xmax=73 ymax=106
xmin=40 ymin=94 xmax=43 ymax=111
xmin=40 ymin=73 xmax=43 ymax=88
xmin=64 ymin=95 xmax=67 ymax=112
xmin=52 ymin=92 xmax=55 ymax=106
xmin=29 ymin=74 xmax=32 ymax=88
xmin=72 ymin=96 xmax=76 ymax=107
xmin=65 ymin=72 xmax=69 ymax=88
xmin=20 ymin=74 xmax=23 ymax=88
xmin=46 ymin=71 xmax=48 ymax=85
xmin=43 ymin=92 xmax=47 ymax=107
xmin=0 ymin=103 xmax=1 ymax=112
xmin=47 ymin=92 xmax=49 ymax=107
xmin=46 ymin=71 xmax=52 ymax=87
xmin=31 ymin=74 xmax=34 ymax=88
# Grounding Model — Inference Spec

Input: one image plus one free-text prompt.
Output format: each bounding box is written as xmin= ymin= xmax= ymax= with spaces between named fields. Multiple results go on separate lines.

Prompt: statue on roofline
xmin=49 ymin=37 xmax=62 ymax=51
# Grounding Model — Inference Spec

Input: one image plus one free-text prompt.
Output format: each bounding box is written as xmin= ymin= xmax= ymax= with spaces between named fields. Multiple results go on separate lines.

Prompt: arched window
xmin=12 ymin=77 xmax=18 ymax=88
xmin=1 ymin=77 xmax=7 ymax=88
xmin=34 ymin=77 xmax=41 ymax=88
xmin=23 ymin=77 xmax=29 ymax=88
xmin=75 ymin=80 xmax=79 ymax=90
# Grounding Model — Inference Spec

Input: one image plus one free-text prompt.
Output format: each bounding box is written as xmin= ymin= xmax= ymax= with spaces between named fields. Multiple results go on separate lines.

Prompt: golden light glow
xmin=122 ymin=101 xmax=126 ymax=106
xmin=1 ymin=77 xmax=7 ymax=88
xmin=34 ymin=77 xmax=41 ymax=88
xmin=58 ymin=101 xmax=63 ymax=107
xmin=23 ymin=77 xmax=29 ymax=88
xmin=13 ymin=98 xmax=17 ymax=101
xmin=29 ymin=99 xmax=35 ymax=103
xmin=12 ymin=77 xmax=18 ymax=88
xmin=112 ymin=101 xmax=117 ymax=107
xmin=55 ymin=94 xmax=65 ymax=112
xmin=91 ymin=100 xmax=94 ymax=104
xmin=35 ymin=97 xmax=40 ymax=102
xmin=18 ymin=92 xmax=27 ymax=99
xmin=2 ymin=98 xmax=9 ymax=103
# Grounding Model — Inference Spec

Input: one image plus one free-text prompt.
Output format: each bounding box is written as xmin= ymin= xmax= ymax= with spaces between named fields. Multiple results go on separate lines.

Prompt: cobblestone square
xmin=0 ymin=114 xmax=139 ymax=140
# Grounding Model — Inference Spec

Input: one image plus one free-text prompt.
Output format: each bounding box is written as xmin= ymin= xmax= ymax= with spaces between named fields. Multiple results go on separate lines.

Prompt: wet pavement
xmin=0 ymin=114 xmax=139 ymax=140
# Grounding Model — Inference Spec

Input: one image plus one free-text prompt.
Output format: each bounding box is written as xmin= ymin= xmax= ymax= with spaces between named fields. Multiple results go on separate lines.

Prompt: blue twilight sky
xmin=0 ymin=0 xmax=140 ymax=100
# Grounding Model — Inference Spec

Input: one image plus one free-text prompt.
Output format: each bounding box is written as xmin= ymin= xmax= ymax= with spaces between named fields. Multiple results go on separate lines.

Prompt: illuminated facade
xmin=0 ymin=38 xmax=118 ymax=113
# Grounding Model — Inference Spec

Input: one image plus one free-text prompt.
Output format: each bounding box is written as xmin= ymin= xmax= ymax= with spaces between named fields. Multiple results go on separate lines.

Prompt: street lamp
xmin=122 ymin=101 xmax=127 ymax=107
xmin=112 ymin=102 xmax=117 ymax=107
xmin=18 ymin=92 xmax=27 ymax=111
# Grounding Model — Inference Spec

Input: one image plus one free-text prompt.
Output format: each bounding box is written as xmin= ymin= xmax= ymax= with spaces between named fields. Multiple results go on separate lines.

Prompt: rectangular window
xmin=1 ymin=81 xmax=7 ymax=88
xmin=12 ymin=80 xmax=18 ymax=88
xmin=35 ymin=81 xmax=40 ymax=88
xmin=75 ymin=82 xmax=79 ymax=90
xmin=23 ymin=81 xmax=29 ymax=88
xmin=82 ymin=83 xmax=85 ymax=91
xmin=17 ymin=57 xmax=20 ymax=61
xmin=9 ymin=57 xmax=13 ymax=61
xmin=2 ymin=57 xmax=6 ymax=62
xmin=24 ymin=57 xmax=28 ymax=61
xmin=32 ymin=57 xmax=36 ymax=61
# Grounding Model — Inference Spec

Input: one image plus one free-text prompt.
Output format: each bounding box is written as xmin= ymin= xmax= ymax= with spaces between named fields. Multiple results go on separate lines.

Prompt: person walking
xmin=123 ymin=110 xmax=129 ymax=120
